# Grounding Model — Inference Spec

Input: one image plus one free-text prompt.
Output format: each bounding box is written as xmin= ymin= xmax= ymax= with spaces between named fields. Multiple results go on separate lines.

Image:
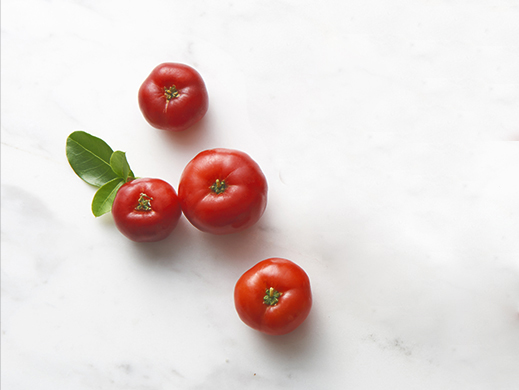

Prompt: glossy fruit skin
xmin=112 ymin=178 xmax=182 ymax=242
xmin=178 ymin=148 xmax=268 ymax=235
xmin=138 ymin=63 xmax=209 ymax=132
xmin=234 ymin=258 xmax=312 ymax=335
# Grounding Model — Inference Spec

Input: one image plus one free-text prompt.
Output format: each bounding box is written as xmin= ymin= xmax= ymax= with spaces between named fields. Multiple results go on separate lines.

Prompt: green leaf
xmin=110 ymin=151 xmax=134 ymax=181
xmin=66 ymin=131 xmax=119 ymax=187
xmin=91 ymin=177 xmax=124 ymax=217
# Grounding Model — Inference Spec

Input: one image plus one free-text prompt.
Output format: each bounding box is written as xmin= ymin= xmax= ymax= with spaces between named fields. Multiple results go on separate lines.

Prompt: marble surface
xmin=2 ymin=1 xmax=519 ymax=389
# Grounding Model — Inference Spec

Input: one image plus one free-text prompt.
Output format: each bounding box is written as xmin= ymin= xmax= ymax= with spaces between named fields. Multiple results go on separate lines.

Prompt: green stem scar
xmin=263 ymin=287 xmax=282 ymax=306
xmin=164 ymin=85 xmax=180 ymax=101
xmin=135 ymin=193 xmax=153 ymax=211
xmin=210 ymin=179 xmax=227 ymax=194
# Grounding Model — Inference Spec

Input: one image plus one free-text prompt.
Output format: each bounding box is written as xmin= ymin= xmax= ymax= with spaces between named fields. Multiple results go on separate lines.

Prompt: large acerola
xmin=178 ymin=148 xmax=268 ymax=235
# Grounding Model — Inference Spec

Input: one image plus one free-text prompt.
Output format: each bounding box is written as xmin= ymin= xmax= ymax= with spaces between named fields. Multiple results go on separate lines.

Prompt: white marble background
xmin=2 ymin=1 xmax=519 ymax=389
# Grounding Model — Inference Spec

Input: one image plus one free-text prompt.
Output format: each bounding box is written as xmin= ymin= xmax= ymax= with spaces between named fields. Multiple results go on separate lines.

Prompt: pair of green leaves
xmin=66 ymin=131 xmax=135 ymax=217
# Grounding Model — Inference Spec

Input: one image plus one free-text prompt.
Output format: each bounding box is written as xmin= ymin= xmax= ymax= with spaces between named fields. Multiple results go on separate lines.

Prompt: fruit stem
xmin=135 ymin=193 xmax=153 ymax=211
xmin=164 ymin=85 xmax=180 ymax=101
xmin=210 ymin=179 xmax=227 ymax=194
xmin=263 ymin=287 xmax=282 ymax=306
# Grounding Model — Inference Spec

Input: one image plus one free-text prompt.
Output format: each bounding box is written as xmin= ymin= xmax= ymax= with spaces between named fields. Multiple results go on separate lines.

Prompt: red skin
xmin=178 ymin=148 xmax=268 ymax=235
xmin=234 ymin=258 xmax=312 ymax=335
xmin=138 ymin=63 xmax=209 ymax=132
xmin=112 ymin=178 xmax=182 ymax=242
